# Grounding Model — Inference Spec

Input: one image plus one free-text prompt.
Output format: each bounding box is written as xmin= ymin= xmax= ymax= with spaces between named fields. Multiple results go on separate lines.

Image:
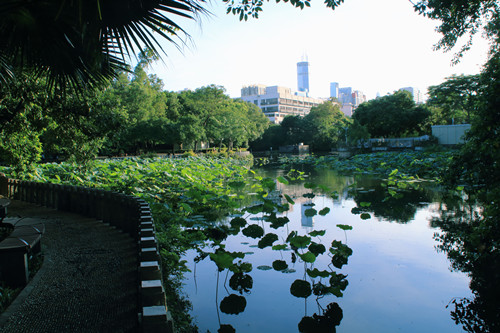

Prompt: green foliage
xmin=0 ymin=1 xmax=204 ymax=91
xmin=290 ymin=279 xmax=312 ymax=298
xmin=353 ymin=90 xmax=431 ymax=138
xmin=0 ymin=284 xmax=20 ymax=313
xmin=220 ymin=294 xmax=247 ymax=314
xmin=303 ymin=102 xmax=351 ymax=151
xmin=413 ymin=1 xmax=499 ymax=64
xmin=278 ymin=151 xmax=453 ymax=180
xmin=427 ymin=74 xmax=480 ymax=125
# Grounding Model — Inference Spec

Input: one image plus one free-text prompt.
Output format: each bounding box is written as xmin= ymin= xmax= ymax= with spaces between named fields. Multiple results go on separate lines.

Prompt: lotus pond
xmin=2 ymin=154 xmax=493 ymax=332
xmin=181 ymin=168 xmax=474 ymax=333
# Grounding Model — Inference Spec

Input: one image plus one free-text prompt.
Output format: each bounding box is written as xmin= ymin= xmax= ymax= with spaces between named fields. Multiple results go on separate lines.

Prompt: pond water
xmin=180 ymin=168 xmax=473 ymax=332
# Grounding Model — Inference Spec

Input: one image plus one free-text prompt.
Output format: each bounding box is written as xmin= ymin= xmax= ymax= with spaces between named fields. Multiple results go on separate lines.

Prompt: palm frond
xmin=0 ymin=0 xmax=207 ymax=92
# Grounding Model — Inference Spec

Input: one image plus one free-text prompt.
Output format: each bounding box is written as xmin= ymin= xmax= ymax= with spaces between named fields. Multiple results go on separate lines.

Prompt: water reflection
xmin=431 ymin=192 xmax=500 ymax=333
xmin=348 ymin=176 xmax=438 ymax=223
xmin=182 ymin=169 xmax=483 ymax=332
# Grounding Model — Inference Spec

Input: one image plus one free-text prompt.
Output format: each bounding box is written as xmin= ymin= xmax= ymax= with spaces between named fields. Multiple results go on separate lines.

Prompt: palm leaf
xmin=0 ymin=0 xmax=206 ymax=92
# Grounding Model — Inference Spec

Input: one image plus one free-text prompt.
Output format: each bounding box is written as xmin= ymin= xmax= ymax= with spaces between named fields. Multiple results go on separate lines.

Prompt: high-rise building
xmin=400 ymin=87 xmax=424 ymax=104
xmin=297 ymin=57 xmax=310 ymax=96
xmin=330 ymin=82 xmax=339 ymax=99
xmin=240 ymin=84 xmax=324 ymax=124
xmin=338 ymin=87 xmax=353 ymax=105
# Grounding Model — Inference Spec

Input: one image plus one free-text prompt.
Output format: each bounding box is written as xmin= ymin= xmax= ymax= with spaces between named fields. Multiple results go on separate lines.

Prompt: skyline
xmin=150 ymin=0 xmax=490 ymax=100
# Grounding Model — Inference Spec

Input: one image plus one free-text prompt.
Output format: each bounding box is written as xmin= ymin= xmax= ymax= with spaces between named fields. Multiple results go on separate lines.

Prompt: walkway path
xmin=0 ymin=200 xmax=138 ymax=332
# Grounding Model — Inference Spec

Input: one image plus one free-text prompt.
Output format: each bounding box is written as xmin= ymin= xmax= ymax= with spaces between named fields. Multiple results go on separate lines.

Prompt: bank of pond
xmin=0 ymin=152 xmax=497 ymax=333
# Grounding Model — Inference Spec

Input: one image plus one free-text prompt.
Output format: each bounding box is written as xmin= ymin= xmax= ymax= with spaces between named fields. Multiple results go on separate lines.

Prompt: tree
xmin=280 ymin=116 xmax=306 ymax=145
xmin=353 ymin=90 xmax=430 ymax=138
xmin=413 ymin=1 xmax=500 ymax=64
xmin=249 ymin=125 xmax=283 ymax=151
xmin=427 ymin=74 xmax=480 ymax=124
xmin=0 ymin=0 xmax=205 ymax=90
xmin=303 ymin=102 xmax=350 ymax=151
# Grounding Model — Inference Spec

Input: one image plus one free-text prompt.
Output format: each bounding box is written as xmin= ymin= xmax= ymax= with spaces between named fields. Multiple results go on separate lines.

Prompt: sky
xmin=150 ymin=0 xmax=491 ymax=100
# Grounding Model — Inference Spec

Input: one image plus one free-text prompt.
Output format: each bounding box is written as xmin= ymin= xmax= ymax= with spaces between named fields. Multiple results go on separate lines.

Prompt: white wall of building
xmin=240 ymin=84 xmax=324 ymax=124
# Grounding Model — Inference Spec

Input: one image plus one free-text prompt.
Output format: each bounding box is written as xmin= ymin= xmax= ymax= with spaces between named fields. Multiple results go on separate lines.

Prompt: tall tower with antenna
xmin=297 ymin=54 xmax=310 ymax=96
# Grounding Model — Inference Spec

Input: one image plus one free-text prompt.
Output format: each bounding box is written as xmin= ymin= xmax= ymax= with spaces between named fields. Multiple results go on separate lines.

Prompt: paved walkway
xmin=0 ymin=200 xmax=138 ymax=332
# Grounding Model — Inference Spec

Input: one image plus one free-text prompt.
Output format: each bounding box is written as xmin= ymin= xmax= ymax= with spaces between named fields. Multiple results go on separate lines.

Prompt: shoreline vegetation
xmin=0 ymin=150 xmax=453 ymax=326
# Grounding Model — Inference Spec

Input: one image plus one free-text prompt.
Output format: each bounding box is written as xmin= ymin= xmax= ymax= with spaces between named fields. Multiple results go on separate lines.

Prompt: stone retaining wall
xmin=0 ymin=175 xmax=173 ymax=333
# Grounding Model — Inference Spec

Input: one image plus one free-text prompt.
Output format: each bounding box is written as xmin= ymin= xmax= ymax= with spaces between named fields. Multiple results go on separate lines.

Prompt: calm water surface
xmin=181 ymin=169 xmax=472 ymax=332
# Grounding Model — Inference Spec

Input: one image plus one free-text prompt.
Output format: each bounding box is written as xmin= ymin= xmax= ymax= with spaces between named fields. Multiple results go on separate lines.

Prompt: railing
xmin=0 ymin=174 xmax=173 ymax=333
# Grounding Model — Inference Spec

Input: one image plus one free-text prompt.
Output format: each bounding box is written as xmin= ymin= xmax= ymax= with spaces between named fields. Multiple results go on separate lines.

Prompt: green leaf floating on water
xmin=351 ymin=207 xmax=363 ymax=215
xmin=330 ymin=240 xmax=353 ymax=269
xmin=304 ymin=208 xmax=317 ymax=217
xmin=272 ymin=244 xmax=288 ymax=251
xmin=220 ymin=294 xmax=247 ymax=315
xmin=218 ymin=324 xmax=236 ymax=333
xmin=307 ymin=268 xmax=331 ymax=278
xmin=229 ymin=273 xmax=253 ymax=293
xmin=309 ymin=230 xmax=326 ymax=237
xmin=290 ymin=279 xmax=312 ymax=298
xmin=242 ymin=224 xmax=264 ymax=238
xmin=272 ymin=260 xmax=288 ymax=271
xmin=230 ymin=217 xmax=247 ymax=228
xmin=360 ymin=201 xmax=371 ymax=207
xmin=319 ymin=207 xmax=330 ymax=216
xmin=257 ymin=265 xmax=273 ymax=271
xmin=277 ymin=176 xmax=289 ymax=185
xmin=258 ymin=233 xmax=278 ymax=249
xmin=284 ymin=194 xmax=295 ymax=205
xmin=299 ymin=251 xmax=316 ymax=263
xmin=304 ymin=182 xmax=317 ymax=189
xmin=360 ymin=213 xmax=371 ymax=220
xmin=286 ymin=231 xmax=298 ymax=242
xmin=336 ymin=224 xmax=353 ymax=231
xmin=270 ymin=216 xmax=290 ymax=229
xmin=209 ymin=252 xmax=234 ymax=270
xmin=290 ymin=235 xmax=311 ymax=248
xmin=245 ymin=204 xmax=264 ymax=214
xmin=308 ymin=242 xmax=326 ymax=256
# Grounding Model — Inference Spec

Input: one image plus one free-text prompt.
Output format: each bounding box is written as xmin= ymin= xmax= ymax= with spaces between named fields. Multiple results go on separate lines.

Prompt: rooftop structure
xmin=240 ymin=84 xmax=324 ymax=124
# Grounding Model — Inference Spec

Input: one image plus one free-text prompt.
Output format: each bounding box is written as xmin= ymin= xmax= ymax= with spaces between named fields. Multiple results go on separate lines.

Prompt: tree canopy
xmin=353 ymin=90 xmax=430 ymax=138
xmin=427 ymin=74 xmax=480 ymax=124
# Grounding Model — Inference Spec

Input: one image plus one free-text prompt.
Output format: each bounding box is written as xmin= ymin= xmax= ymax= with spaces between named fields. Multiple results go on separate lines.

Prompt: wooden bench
xmin=0 ymin=218 xmax=45 ymax=287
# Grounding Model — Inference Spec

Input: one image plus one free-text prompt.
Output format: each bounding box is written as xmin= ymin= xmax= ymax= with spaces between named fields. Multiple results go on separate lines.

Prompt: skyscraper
xmin=297 ymin=56 xmax=310 ymax=96
xmin=330 ymin=82 xmax=339 ymax=99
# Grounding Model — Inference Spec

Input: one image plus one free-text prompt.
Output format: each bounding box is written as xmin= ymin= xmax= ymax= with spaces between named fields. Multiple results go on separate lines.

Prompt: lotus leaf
xmin=308 ymin=242 xmax=326 ymax=256
xmin=272 ymin=260 xmax=288 ymax=271
xmin=242 ymin=224 xmax=264 ymax=238
xmin=258 ymin=233 xmax=278 ymax=249
xmin=299 ymin=251 xmax=316 ymax=263
xmin=290 ymin=279 xmax=312 ymax=298
xmin=220 ymin=294 xmax=247 ymax=315
xmin=290 ymin=235 xmax=311 ymax=248
xmin=319 ymin=207 xmax=330 ymax=216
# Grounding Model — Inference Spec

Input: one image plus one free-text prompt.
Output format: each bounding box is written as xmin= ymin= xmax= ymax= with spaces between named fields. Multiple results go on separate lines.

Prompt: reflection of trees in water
xmin=432 ymin=193 xmax=500 ymax=333
xmin=348 ymin=177 xmax=440 ymax=223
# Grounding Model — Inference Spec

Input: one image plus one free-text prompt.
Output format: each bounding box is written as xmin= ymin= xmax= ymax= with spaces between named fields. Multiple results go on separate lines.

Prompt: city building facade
xmin=297 ymin=60 xmax=310 ymax=95
xmin=330 ymin=84 xmax=367 ymax=116
xmin=240 ymin=84 xmax=324 ymax=124
xmin=330 ymin=82 xmax=339 ymax=100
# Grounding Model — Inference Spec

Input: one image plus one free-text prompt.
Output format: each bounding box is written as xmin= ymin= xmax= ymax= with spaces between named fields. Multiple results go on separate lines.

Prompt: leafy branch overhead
xmin=0 ymin=0 xmax=206 ymax=89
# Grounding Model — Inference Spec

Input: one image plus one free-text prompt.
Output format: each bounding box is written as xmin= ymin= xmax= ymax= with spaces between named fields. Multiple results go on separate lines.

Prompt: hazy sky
xmin=150 ymin=0 xmax=490 ymax=100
